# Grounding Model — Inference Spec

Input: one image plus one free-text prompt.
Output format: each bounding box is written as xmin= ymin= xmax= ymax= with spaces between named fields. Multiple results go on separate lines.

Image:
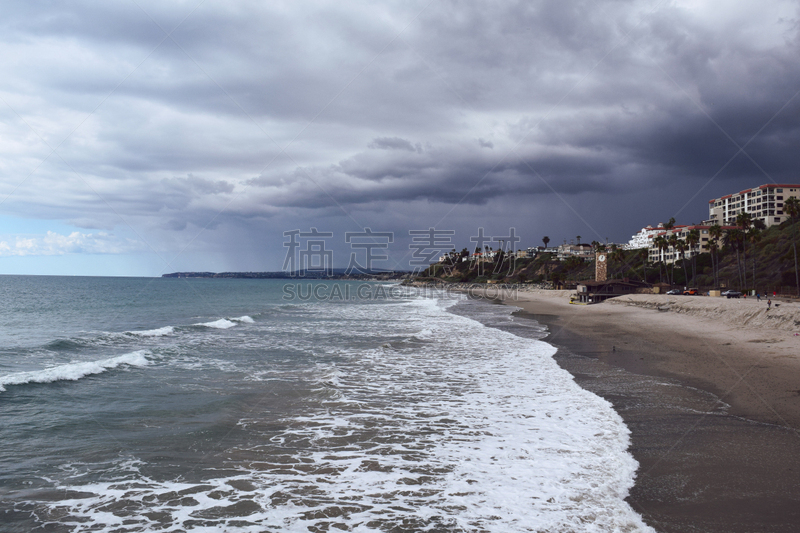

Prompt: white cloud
xmin=0 ymin=231 xmax=143 ymax=256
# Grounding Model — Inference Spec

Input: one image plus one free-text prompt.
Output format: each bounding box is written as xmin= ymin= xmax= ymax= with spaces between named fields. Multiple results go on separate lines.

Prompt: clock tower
xmin=595 ymin=251 xmax=608 ymax=282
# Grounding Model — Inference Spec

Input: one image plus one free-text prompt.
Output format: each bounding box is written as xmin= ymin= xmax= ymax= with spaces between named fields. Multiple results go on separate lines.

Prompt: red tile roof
xmin=757 ymin=184 xmax=800 ymax=189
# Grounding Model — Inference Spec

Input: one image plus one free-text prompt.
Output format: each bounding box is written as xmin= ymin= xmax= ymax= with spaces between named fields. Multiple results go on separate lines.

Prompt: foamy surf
xmin=30 ymin=296 xmax=654 ymax=532
xmin=192 ymin=316 xmax=254 ymax=329
xmin=0 ymin=350 xmax=150 ymax=392
xmin=126 ymin=326 xmax=174 ymax=337
xmin=193 ymin=318 xmax=237 ymax=329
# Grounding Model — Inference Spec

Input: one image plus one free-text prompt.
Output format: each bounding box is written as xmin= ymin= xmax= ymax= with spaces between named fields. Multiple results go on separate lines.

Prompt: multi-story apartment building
xmin=625 ymin=223 xmax=666 ymax=250
xmin=708 ymin=184 xmax=800 ymax=227
xmin=647 ymin=224 xmax=736 ymax=265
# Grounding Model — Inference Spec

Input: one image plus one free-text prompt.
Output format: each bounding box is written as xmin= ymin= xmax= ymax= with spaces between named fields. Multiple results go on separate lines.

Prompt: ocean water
xmin=0 ymin=276 xmax=653 ymax=532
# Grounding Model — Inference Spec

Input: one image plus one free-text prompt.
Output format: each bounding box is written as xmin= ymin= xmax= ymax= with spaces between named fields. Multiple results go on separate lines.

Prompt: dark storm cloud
xmin=3 ymin=0 xmax=800 ymax=271
xmin=368 ymin=137 xmax=419 ymax=152
xmin=162 ymin=175 xmax=234 ymax=196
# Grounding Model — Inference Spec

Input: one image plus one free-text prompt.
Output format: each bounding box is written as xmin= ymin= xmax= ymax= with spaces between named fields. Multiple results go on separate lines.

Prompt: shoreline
xmin=485 ymin=289 xmax=800 ymax=532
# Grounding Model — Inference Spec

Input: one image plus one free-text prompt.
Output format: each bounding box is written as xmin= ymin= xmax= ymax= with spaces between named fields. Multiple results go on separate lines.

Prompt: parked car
xmin=666 ymin=289 xmax=681 ymax=295
xmin=683 ymin=288 xmax=700 ymax=295
xmin=724 ymin=290 xmax=742 ymax=299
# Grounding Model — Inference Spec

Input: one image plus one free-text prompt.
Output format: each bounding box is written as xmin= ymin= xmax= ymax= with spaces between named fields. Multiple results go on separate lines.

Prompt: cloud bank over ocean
xmin=1 ymin=0 xmax=799 ymax=274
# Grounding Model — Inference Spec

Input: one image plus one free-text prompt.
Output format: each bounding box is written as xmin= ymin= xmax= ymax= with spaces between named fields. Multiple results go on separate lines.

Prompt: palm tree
xmin=784 ymin=197 xmax=800 ymax=296
xmin=654 ymin=236 xmax=668 ymax=283
xmin=686 ymin=229 xmax=700 ymax=285
xmin=639 ymin=248 xmax=649 ymax=282
xmin=786 ymin=197 xmax=800 ymax=220
xmin=709 ymin=224 xmax=723 ymax=288
xmin=676 ymin=240 xmax=688 ymax=286
xmin=609 ymin=244 xmax=625 ymax=278
xmin=748 ymin=227 xmax=762 ymax=293
xmin=608 ymin=243 xmax=625 ymax=278
xmin=724 ymin=228 xmax=744 ymax=289
xmin=708 ymin=238 xmax=719 ymax=288
xmin=668 ymin=234 xmax=680 ymax=285
xmin=709 ymin=223 xmax=723 ymax=243
xmin=736 ymin=212 xmax=753 ymax=290
xmin=576 ymin=235 xmax=581 ymax=245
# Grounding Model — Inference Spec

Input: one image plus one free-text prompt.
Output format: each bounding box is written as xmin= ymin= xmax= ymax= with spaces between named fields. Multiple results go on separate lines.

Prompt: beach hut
xmin=575 ymin=280 xmax=650 ymax=304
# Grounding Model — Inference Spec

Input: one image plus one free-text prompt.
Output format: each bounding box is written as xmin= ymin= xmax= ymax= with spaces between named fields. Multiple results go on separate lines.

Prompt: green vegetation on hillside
xmin=419 ymin=218 xmax=800 ymax=296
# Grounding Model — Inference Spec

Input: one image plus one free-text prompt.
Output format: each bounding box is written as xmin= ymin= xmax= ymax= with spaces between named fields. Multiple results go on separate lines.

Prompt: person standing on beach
xmin=768 ymin=299 xmax=771 ymax=310
xmin=757 ymin=293 xmax=761 ymax=301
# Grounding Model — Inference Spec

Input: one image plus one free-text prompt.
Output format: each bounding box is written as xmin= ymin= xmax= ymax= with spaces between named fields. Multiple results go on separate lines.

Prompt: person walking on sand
xmin=757 ymin=293 xmax=761 ymax=302
xmin=767 ymin=299 xmax=771 ymax=310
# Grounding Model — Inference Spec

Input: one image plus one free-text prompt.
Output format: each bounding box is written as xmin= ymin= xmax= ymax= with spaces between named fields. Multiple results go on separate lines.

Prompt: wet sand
xmin=501 ymin=290 xmax=800 ymax=532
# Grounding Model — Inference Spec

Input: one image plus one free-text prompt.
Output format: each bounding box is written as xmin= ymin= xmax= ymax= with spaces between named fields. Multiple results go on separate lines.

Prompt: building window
xmin=774 ymin=217 xmax=781 ymax=223
xmin=777 ymin=189 xmax=783 ymax=193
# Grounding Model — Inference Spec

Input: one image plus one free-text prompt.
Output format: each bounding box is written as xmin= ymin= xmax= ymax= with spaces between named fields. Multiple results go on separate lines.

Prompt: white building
xmin=625 ymin=223 xmax=666 ymax=250
xmin=708 ymin=184 xmax=800 ymax=227
xmin=557 ymin=243 xmax=594 ymax=261
xmin=647 ymin=224 xmax=736 ymax=265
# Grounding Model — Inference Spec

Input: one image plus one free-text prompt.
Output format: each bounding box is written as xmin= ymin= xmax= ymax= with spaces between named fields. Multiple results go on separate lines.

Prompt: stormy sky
xmin=1 ymin=0 xmax=799 ymax=275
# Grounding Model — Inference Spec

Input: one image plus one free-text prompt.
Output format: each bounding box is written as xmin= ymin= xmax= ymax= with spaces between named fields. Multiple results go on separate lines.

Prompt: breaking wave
xmin=125 ymin=326 xmax=174 ymax=337
xmin=0 ymin=351 xmax=150 ymax=392
xmin=193 ymin=316 xmax=254 ymax=329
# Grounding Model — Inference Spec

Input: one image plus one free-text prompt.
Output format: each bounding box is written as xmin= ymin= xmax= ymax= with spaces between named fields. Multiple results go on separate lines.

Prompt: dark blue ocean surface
xmin=0 ymin=276 xmax=650 ymax=532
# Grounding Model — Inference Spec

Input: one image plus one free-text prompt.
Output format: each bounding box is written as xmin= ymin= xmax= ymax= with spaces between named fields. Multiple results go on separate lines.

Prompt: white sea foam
xmin=0 ymin=351 xmax=150 ymax=392
xmin=192 ymin=316 xmax=253 ymax=329
xmin=194 ymin=318 xmax=237 ymax=329
xmin=33 ymin=297 xmax=653 ymax=531
xmin=126 ymin=326 xmax=174 ymax=337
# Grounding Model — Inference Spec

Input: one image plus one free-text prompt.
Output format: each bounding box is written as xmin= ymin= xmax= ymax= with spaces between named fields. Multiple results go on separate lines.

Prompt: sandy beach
xmin=489 ymin=288 xmax=800 ymax=532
